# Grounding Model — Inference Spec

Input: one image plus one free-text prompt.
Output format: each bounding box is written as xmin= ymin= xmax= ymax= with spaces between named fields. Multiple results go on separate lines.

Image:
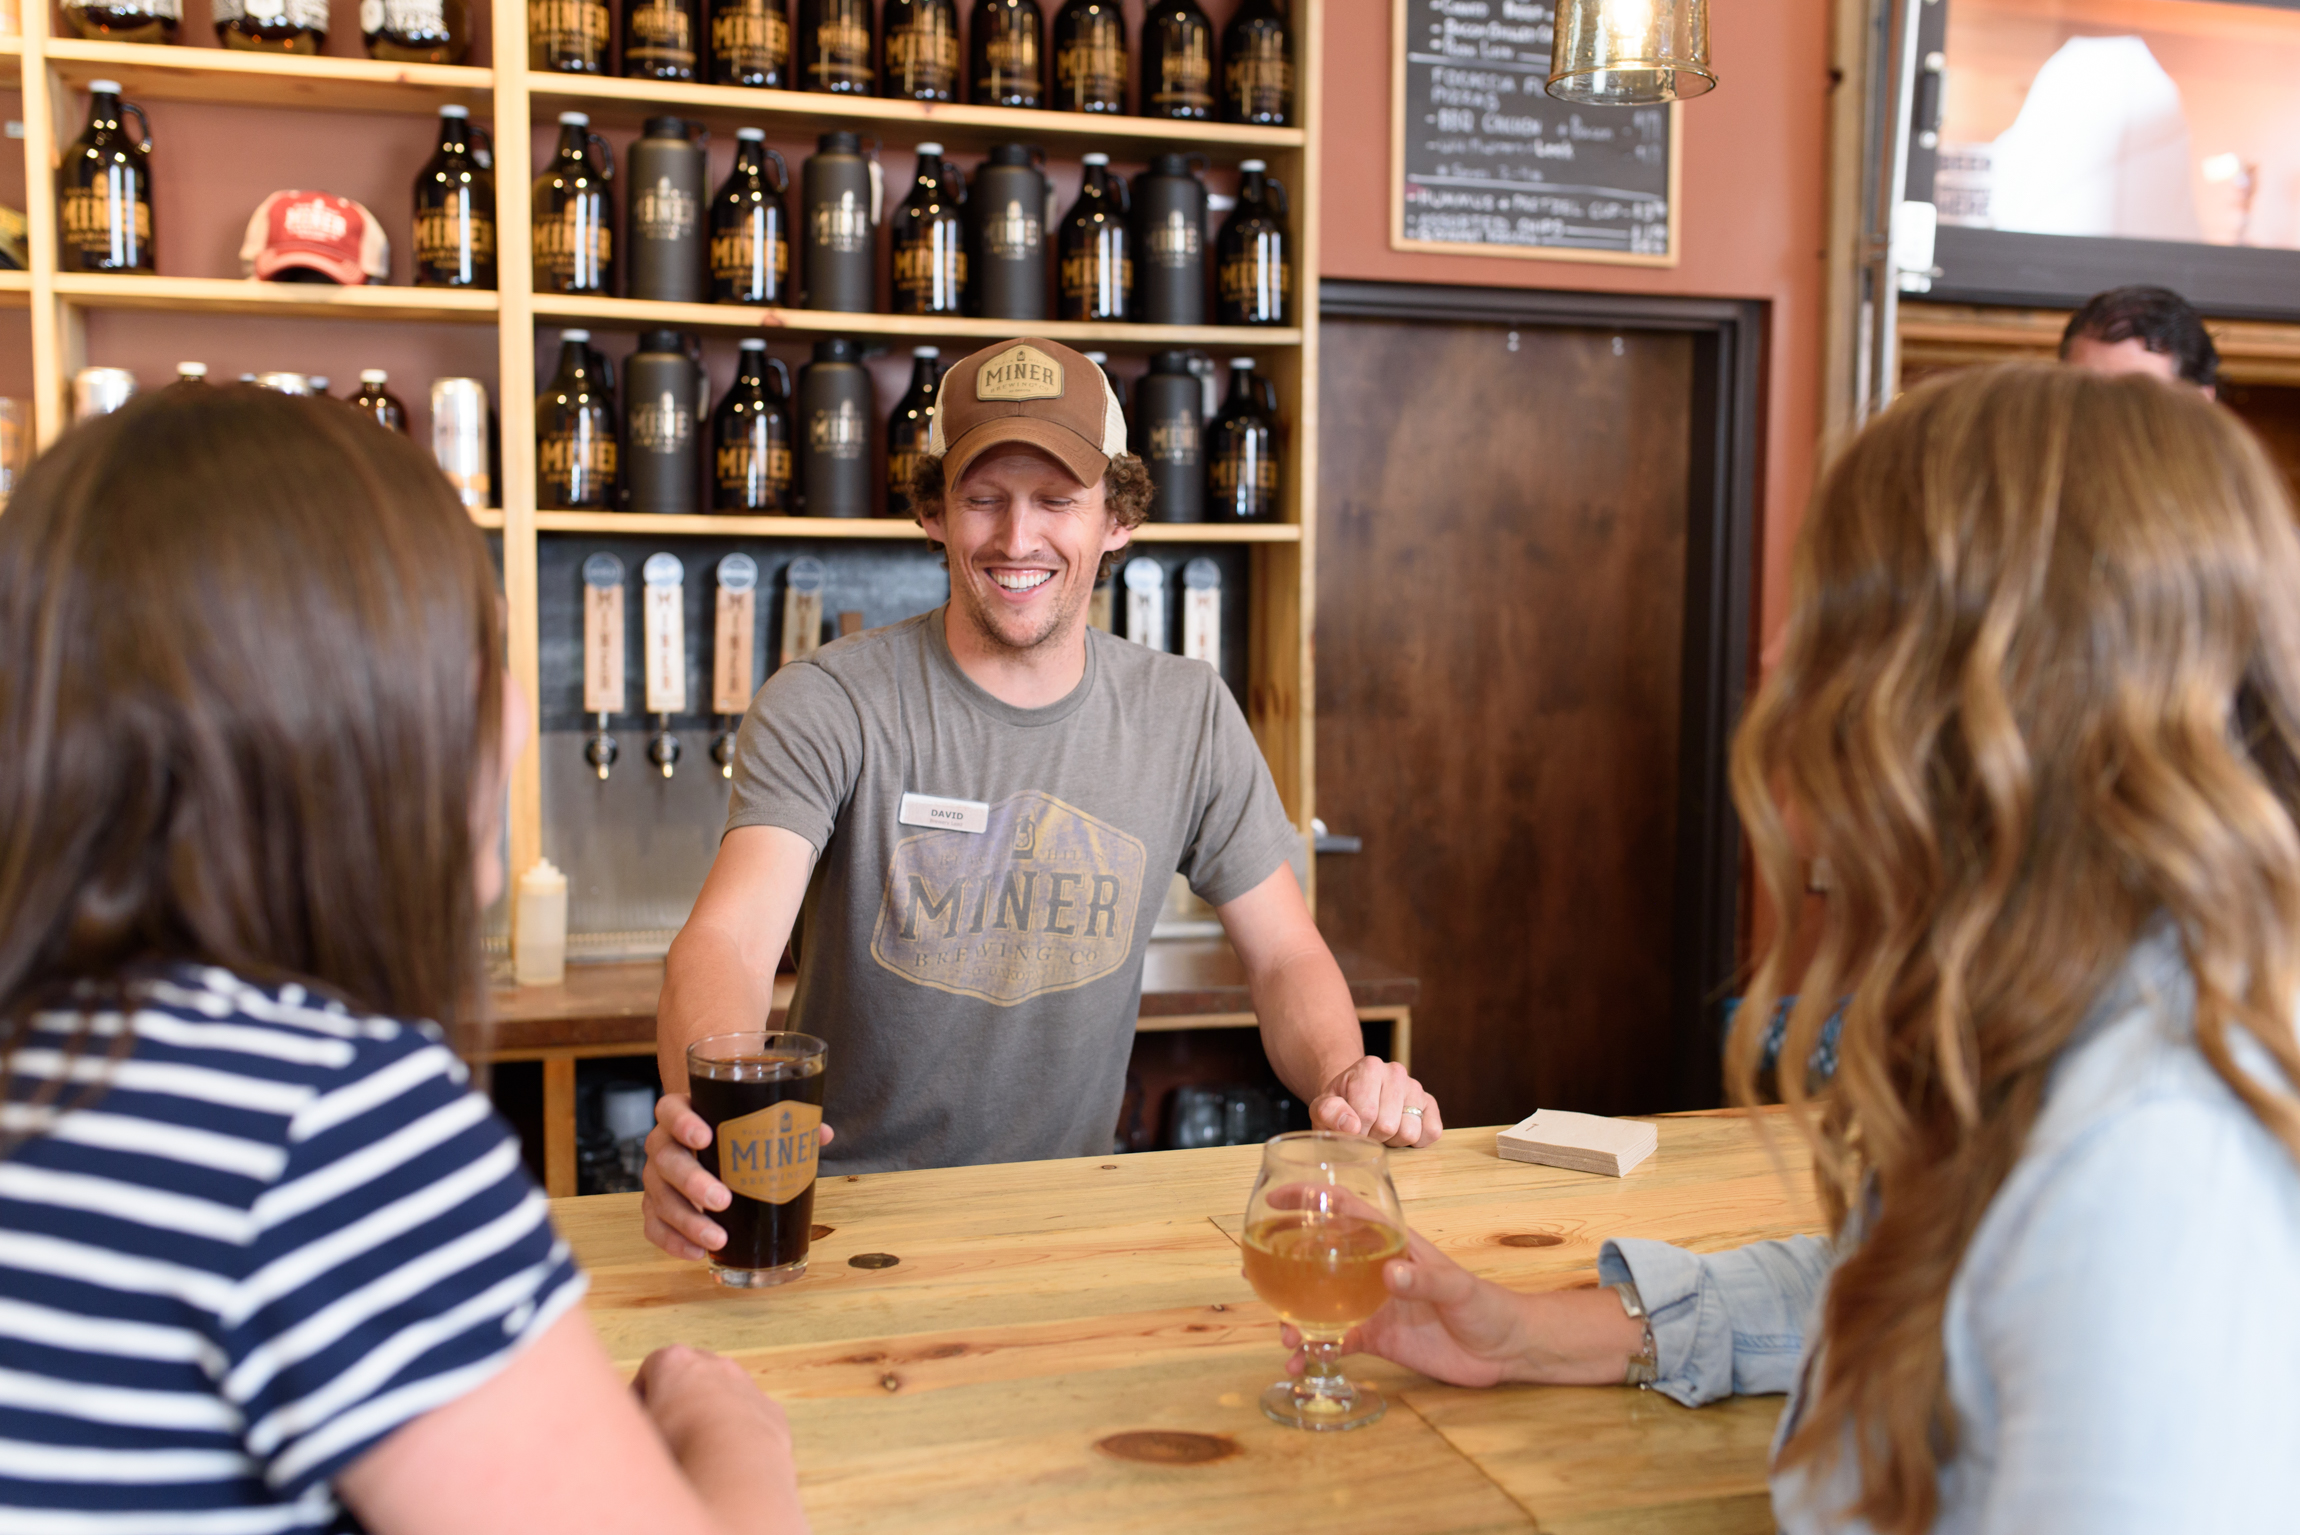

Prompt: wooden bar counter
xmin=556 ymin=1109 xmax=1823 ymax=1534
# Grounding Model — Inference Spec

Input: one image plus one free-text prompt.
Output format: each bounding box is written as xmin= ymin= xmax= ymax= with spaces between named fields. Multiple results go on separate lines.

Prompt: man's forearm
xmin=658 ymin=922 xmax=782 ymax=1094
xmin=1247 ymin=944 xmax=1367 ymax=1103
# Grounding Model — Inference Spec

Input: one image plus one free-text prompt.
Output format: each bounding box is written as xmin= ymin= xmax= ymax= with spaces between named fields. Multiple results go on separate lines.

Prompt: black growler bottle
xmin=538 ymin=330 xmax=620 ymax=510
xmin=1056 ymin=152 xmax=1127 ymax=322
xmin=624 ymin=0 xmax=701 ymax=80
xmin=890 ymin=144 xmax=966 ymax=318
xmin=215 ymin=0 xmax=326 ymax=53
xmin=59 ymin=0 xmax=178 ymax=43
xmin=969 ymin=144 xmax=1046 ymax=321
xmin=1051 ymin=0 xmax=1126 ymax=114
xmin=413 ymin=104 xmax=496 ymax=290
xmin=366 ymin=0 xmax=473 ymax=63
xmin=711 ymin=129 xmax=791 ymax=305
xmin=882 ymin=0 xmax=959 ymax=101
xmin=626 ymin=330 xmax=706 ymax=515
xmin=1132 ymin=152 xmax=1206 ymax=325
xmin=969 ymin=0 xmax=1042 ymax=109
xmin=713 ymin=339 xmax=793 ymax=511
xmin=352 ymin=370 xmax=409 ymax=433
xmin=533 ymin=113 xmax=615 ymax=296
xmin=58 ymin=84 xmax=155 ymax=275
xmin=1131 ymin=350 xmax=1203 ymax=523
xmin=1141 ymin=0 xmax=1214 ymax=120
xmin=796 ymin=0 xmax=876 ymax=92
xmin=710 ymin=0 xmax=790 ymax=85
xmin=1221 ymin=0 xmax=1292 ymax=126
xmin=885 ymin=347 xmax=941 ymax=519
xmin=529 ymin=0 xmax=611 ymax=71
xmin=1215 ymin=158 xmax=1289 ymax=326
xmin=628 ymin=117 xmax=706 ymax=303
xmin=796 ymin=337 xmax=873 ymax=518
xmin=1207 ymin=357 xmax=1278 ymax=522
xmin=801 ymin=131 xmax=876 ymax=312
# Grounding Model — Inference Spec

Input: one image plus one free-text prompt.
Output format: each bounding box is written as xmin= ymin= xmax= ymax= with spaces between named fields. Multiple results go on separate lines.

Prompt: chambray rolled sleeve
xmin=1597 ymin=1235 xmax=1834 ymax=1407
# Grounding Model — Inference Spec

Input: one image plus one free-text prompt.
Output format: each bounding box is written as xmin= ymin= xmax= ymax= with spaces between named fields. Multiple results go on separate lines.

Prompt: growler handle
xmin=762 ymin=145 xmax=790 ymax=195
xmin=121 ymin=102 xmax=153 ymax=152
xmin=1112 ymin=172 xmax=1130 ymax=214
xmin=945 ymin=161 xmax=965 ymax=203
xmin=1186 ymin=152 xmax=1209 ymax=176
xmin=764 ymin=357 xmax=792 ymax=398
xmin=587 ymin=131 xmax=615 ymax=181
xmin=468 ymin=119 xmax=495 ymax=167
xmin=1264 ymin=175 xmax=1287 ymax=219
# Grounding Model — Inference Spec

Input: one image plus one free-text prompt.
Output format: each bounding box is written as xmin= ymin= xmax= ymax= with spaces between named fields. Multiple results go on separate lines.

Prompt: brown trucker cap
xmin=926 ymin=337 xmax=1129 ymax=490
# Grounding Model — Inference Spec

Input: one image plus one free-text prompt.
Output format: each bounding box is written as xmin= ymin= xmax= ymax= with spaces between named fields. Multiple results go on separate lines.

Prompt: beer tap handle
xmin=581 ymin=551 xmax=628 ymax=783
xmin=648 ymin=714 xmax=681 ymax=778
xmin=586 ymin=713 xmax=619 ymax=780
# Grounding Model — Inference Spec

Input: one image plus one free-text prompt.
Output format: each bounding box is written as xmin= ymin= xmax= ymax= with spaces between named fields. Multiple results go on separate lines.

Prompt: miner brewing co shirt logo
xmin=871 ymin=791 xmax=1146 ymax=1003
xmin=716 ymin=1099 xmax=823 ymax=1204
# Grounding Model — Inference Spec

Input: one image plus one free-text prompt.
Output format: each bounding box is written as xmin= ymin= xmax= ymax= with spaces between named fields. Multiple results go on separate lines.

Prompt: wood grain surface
xmin=557 ymin=1109 xmax=1824 ymax=1534
xmin=1313 ymin=316 xmax=1698 ymax=1126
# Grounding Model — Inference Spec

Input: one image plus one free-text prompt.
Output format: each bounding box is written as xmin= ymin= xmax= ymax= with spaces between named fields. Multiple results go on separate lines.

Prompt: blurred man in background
xmin=2060 ymin=284 xmax=2218 ymax=397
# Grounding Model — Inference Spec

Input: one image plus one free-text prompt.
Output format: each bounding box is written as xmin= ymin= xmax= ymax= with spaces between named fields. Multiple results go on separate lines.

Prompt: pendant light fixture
xmin=1546 ymin=0 xmax=1716 ymax=106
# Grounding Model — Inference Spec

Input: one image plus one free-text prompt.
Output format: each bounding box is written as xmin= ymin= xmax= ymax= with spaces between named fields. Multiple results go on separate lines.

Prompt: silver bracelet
xmin=1608 ymin=1280 xmax=1659 ymax=1389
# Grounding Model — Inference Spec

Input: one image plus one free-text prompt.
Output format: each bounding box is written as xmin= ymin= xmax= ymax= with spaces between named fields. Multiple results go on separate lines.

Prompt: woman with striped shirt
xmin=0 ymin=386 xmax=808 ymax=1534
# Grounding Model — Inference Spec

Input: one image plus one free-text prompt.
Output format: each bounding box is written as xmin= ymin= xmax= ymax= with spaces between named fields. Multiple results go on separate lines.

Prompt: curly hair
xmin=1729 ymin=363 xmax=2300 ymax=1533
xmin=907 ymin=450 xmax=1154 ymax=582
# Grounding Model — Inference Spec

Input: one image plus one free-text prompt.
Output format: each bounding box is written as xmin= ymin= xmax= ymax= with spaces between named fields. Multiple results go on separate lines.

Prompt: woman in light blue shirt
xmin=1330 ymin=364 xmax=2300 ymax=1532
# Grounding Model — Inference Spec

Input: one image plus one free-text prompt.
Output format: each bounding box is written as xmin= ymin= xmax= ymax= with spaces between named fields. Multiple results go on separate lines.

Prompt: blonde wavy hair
xmin=1727 ymin=363 xmax=2300 ymax=1532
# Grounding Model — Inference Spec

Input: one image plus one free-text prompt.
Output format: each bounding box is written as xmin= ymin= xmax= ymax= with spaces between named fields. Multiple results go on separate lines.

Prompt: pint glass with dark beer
xmin=687 ymin=1032 xmax=828 ymax=1287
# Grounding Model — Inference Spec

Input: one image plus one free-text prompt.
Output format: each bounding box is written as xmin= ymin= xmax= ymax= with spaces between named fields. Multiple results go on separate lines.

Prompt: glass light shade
xmin=1546 ymin=0 xmax=1716 ymax=106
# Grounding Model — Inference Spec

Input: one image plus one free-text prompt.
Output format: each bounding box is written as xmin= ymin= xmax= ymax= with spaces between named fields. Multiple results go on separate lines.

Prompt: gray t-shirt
xmin=724 ymin=607 xmax=1300 ymax=1172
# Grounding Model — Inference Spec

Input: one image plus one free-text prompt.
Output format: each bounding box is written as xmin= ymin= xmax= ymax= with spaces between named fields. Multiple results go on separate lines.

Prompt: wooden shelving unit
xmin=6 ymin=0 xmax=1325 ymax=916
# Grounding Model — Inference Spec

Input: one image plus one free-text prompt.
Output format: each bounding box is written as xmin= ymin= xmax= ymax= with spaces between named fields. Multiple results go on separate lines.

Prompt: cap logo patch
xmin=975 ymin=344 xmax=1065 ymax=403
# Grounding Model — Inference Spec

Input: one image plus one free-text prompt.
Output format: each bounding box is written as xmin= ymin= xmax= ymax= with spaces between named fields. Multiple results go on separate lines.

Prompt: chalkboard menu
xmin=1390 ymin=0 xmax=1679 ymax=265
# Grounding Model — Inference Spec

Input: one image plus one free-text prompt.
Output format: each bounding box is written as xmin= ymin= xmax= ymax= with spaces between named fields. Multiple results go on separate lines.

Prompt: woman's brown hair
xmin=1728 ymin=363 xmax=2300 ymax=1531
xmin=0 ymin=385 xmax=504 ymax=1076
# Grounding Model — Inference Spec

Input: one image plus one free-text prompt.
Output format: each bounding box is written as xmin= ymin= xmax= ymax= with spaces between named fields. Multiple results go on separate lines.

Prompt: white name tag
xmin=898 ymin=792 xmax=990 ymax=834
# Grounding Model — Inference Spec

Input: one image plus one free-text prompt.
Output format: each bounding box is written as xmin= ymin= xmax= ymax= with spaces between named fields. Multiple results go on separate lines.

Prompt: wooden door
xmin=1314 ymin=315 xmax=1706 ymax=1126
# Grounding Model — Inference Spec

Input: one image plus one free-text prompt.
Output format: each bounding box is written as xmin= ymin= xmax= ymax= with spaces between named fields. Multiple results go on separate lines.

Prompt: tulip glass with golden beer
xmin=1240 ymin=1130 xmax=1407 ymax=1430
xmin=687 ymin=1032 xmax=827 ymax=1287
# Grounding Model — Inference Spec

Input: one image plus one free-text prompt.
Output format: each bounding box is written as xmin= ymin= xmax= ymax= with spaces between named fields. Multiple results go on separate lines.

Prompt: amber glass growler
xmin=413 ymin=105 xmax=496 ymax=289
xmin=530 ymin=0 xmax=611 ymax=72
xmin=58 ymin=0 xmax=179 ymax=43
xmin=710 ymin=0 xmax=791 ymax=85
xmin=796 ymin=0 xmax=877 ymax=91
xmin=215 ymin=0 xmax=327 ymax=53
xmin=365 ymin=0 xmax=473 ymax=63
xmin=1051 ymin=0 xmax=1126 ymax=113
xmin=1140 ymin=0 xmax=1213 ymax=120
xmin=58 ymin=84 xmax=155 ymax=274
xmin=533 ymin=112 xmax=616 ymax=296
xmin=882 ymin=0 xmax=959 ymax=101
xmin=1221 ymin=0 xmax=1292 ymax=126
xmin=1215 ymin=159 xmax=1288 ymax=325
xmin=970 ymin=0 xmax=1042 ymax=108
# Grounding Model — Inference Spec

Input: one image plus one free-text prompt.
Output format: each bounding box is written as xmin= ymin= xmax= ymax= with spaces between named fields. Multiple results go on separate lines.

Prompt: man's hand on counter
xmin=641 ymin=1093 xmax=837 ymax=1261
xmin=1311 ymin=1055 xmax=1444 ymax=1148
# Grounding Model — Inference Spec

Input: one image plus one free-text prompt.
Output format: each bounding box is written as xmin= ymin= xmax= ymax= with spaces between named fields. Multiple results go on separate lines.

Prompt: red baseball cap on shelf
xmin=238 ymin=190 xmax=390 ymax=285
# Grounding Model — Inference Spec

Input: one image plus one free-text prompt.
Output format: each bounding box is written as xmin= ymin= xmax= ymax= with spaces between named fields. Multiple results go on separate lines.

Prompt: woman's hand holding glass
xmin=1282 ymin=1230 xmax=1652 ymax=1390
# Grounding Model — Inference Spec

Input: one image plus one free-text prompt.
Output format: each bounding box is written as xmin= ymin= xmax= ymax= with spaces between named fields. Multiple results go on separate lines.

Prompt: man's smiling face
xmin=924 ymin=447 xmax=1132 ymax=658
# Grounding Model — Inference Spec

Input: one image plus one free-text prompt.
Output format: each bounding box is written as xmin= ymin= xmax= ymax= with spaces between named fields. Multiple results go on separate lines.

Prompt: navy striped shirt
xmin=0 ymin=965 xmax=586 ymax=1532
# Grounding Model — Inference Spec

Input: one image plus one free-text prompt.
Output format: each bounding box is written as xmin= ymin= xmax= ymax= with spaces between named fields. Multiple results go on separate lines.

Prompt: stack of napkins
xmin=1496 ymin=1110 xmax=1658 ymax=1177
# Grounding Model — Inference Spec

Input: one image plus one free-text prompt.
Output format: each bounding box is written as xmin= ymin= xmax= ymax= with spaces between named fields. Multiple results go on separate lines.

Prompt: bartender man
xmin=642 ymin=337 xmax=1443 ymax=1261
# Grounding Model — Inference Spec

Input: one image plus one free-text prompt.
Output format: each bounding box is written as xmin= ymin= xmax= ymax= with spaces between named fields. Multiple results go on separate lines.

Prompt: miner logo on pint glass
xmin=716 ymin=1098 xmax=824 ymax=1204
